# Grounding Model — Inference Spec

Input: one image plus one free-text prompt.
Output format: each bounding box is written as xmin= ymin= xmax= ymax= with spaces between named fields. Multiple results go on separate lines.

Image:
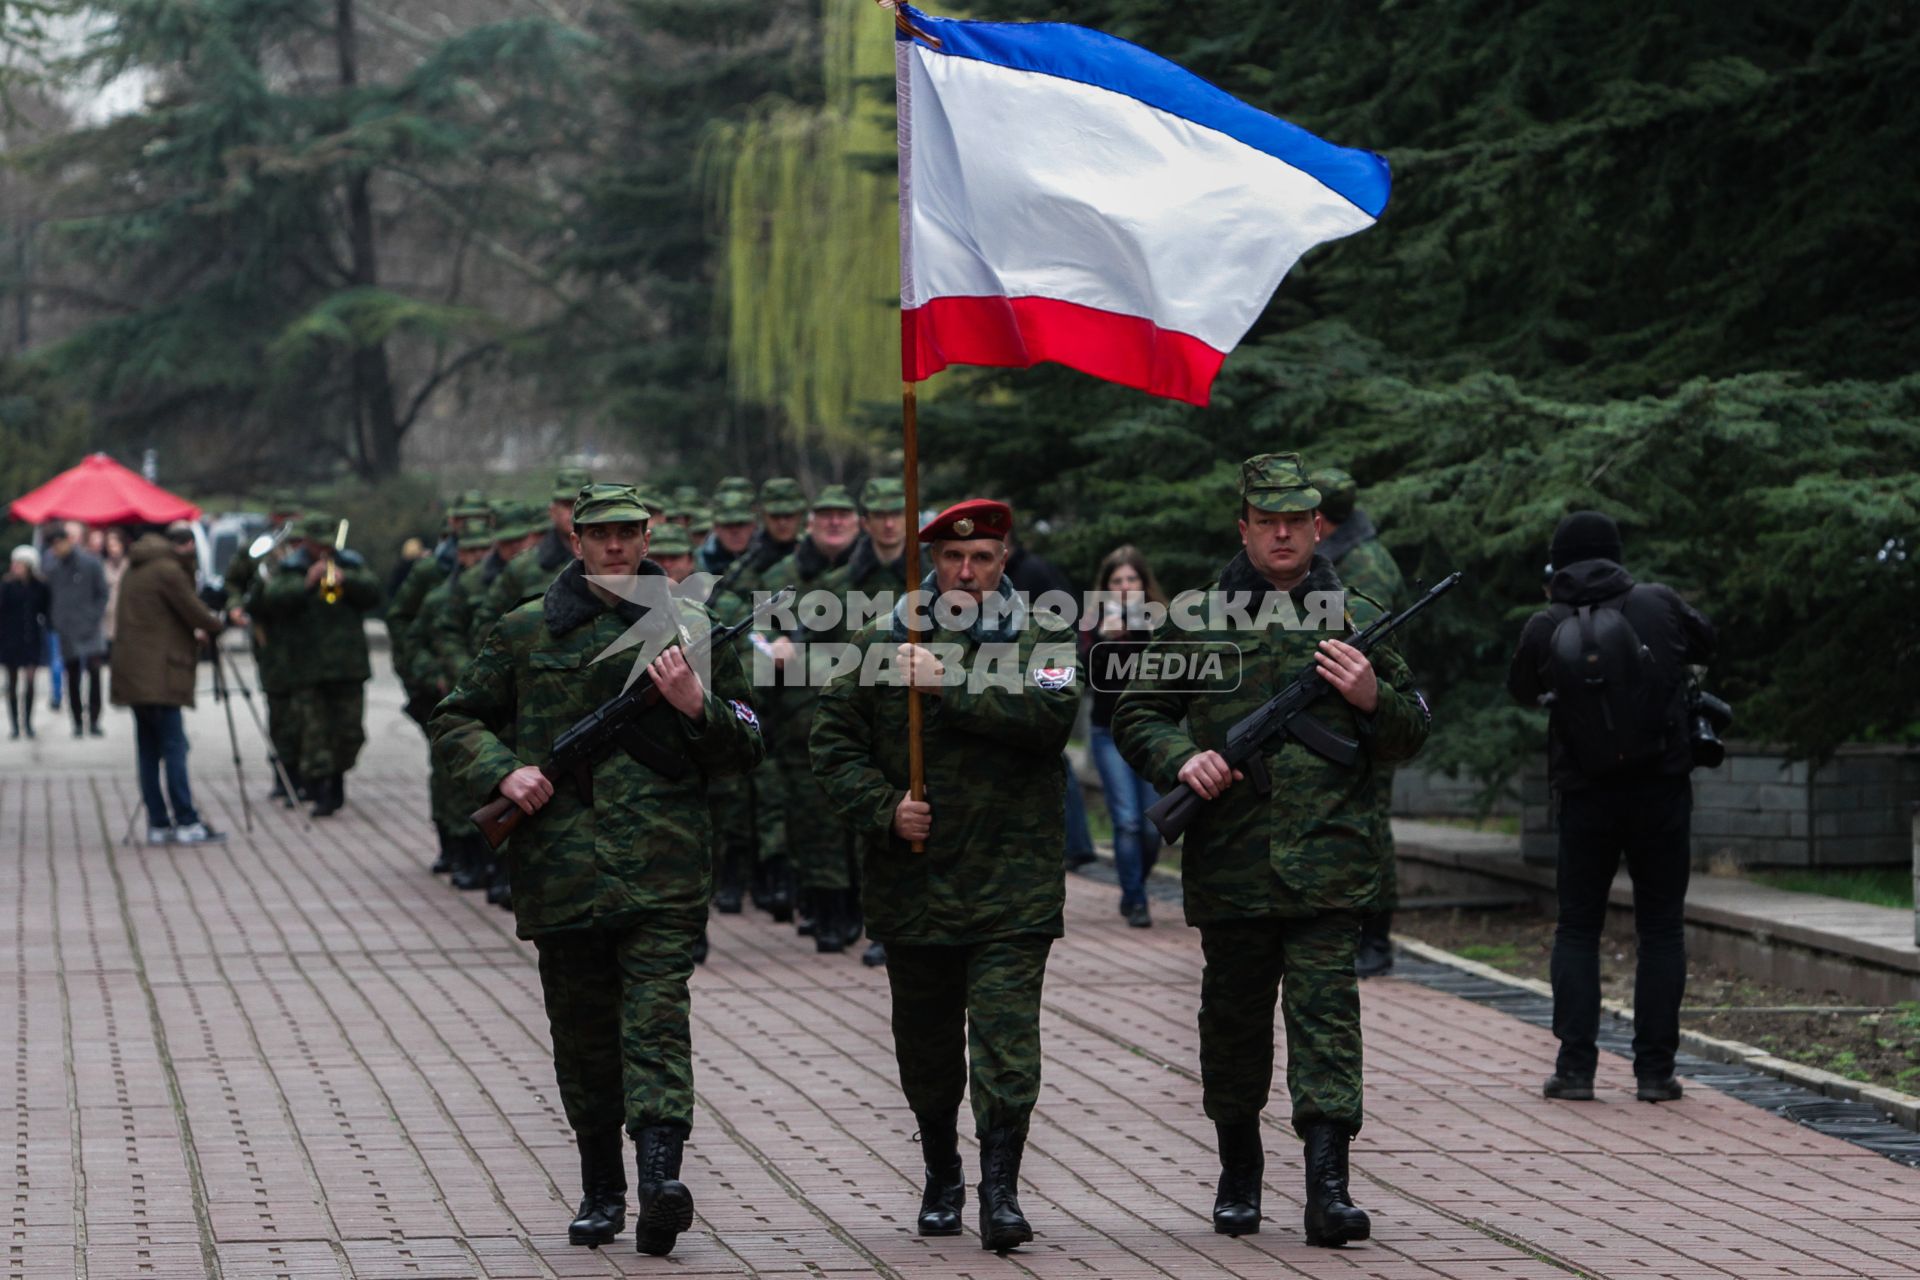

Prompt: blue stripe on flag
xmin=897 ymin=5 xmax=1389 ymax=218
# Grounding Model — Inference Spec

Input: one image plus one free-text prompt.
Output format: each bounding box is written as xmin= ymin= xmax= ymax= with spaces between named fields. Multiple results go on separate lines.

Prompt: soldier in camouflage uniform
xmin=760 ymin=484 xmax=860 ymax=950
xmin=464 ymin=501 xmax=543 ymax=655
xmin=811 ymin=476 xmax=910 ymax=967
xmin=694 ymin=491 xmax=772 ymax=916
xmin=431 ymin=483 xmax=764 ymax=1257
xmin=254 ymin=513 xmax=383 ymax=818
xmin=225 ymin=493 xmax=303 ymax=803
xmin=722 ymin=479 xmax=806 ymax=921
xmin=810 ymin=499 xmax=1079 ymax=1252
xmin=1113 ymin=454 xmax=1430 ymax=1247
xmin=409 ymin=508 xmax=497 ymax=889
xmin=386 ymin=498 xmax=474 ymax=871
xmin=1310 ymin=467 xmax=1409 ymax=978
xmin=474 ymin=470 xmax=590 ymax=643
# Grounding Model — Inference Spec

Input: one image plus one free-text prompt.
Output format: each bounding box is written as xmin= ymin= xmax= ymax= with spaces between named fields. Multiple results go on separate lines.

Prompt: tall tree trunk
xmin=336 ymin=0 xmax=401 ymax=478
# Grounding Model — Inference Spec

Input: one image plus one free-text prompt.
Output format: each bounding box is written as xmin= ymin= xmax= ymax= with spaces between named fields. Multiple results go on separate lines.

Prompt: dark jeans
xmin=1550 ymin=776 xmax=1692 ymax=1080
xmin=63 ymin=651 xmax=103 ymax=731
xmin=1063 ymin=757 xmax=1094 ymax=859
xmin=1089 ymin=725 xmax=1160 ymax=910
xmin=132 ymin=705 xmax=200 ymax=829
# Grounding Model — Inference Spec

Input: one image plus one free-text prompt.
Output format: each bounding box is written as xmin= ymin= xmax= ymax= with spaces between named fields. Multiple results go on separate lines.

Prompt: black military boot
xmin=451 ymin=836 xmax=489 ymax=891
xmin=976 ymin=1127 xmax=1033 ymax=1252
xmin=795 ymin=886 xmax=818 ymax=938
xmin=713 ymin=847 xmax=744 ymax=914
xmin=430 ymin=824 xmax=455 ymax=874
xmin=266 ymin=763 xmax=286 ymax=802
xmin=1301 ymin=1123 xmax=1370 ymax=1247
xmin=1354 ymin=912 xmax=1394 ymax=977
xmin=914 ymin=1111 xmax=964 ymax=1236
xmin=764 ymin=856 xmax=794 ymax=923
xmin=814 ymin=889 xmax=847 ymax=955
xmin=632 ymin=1125 xmax=694 ymax=1256
xmin=567 ymin=1129 xmax=626 ymax=1247
xmin=285 ymin=767 xmax=307 ymax=807
xmin=488 ymin=859 xmax=513 ymax=911
xmin=1212 ymin=1120 xmax=1263 ymax=1235
xmin=310 ymin=775 xmax=342 ymax=818
xmin=691 ymin=927 xmax=709 ymax=966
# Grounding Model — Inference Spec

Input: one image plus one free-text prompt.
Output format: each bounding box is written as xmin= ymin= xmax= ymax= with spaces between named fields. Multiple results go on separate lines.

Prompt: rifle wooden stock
xmin=472 ymin=795 xmax=526 ymax=851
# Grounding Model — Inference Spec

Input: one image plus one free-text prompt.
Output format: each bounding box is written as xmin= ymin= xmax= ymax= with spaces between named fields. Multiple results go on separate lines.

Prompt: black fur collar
xmin=1318 ymin=508 xmax=1377 ymax=564
xmin=845 ymin=533 xmax=905 ymax=585
xmin=543 ymin=558 xmax=666 ymax=637
xmin=1218 ymin=549 xmax=1344 ymax=603
xmin=794 ymin=535 xmax=852 ymax=581
xmin=745 ymin=529 xmax=797 ymax=574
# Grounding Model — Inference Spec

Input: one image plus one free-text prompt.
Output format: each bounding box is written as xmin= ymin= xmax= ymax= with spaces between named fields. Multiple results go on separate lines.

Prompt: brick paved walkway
xmin=8 ymin=757 xmax=1920 ymax=1279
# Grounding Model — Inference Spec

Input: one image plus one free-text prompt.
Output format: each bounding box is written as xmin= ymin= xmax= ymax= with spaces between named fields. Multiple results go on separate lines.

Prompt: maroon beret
xmin=918 ymin=499 xmax=1013 ymax=543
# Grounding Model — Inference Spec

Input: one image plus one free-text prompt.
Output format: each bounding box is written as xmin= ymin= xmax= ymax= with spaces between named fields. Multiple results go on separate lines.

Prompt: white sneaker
xmin=145 ymin=826 xmax=174 ymax=846
xmin=172 ymin=822 xmax=227 ymax=845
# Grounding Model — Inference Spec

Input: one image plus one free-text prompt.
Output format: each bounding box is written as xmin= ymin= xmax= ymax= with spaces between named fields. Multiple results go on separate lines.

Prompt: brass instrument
xmin=319 ymin=519 xmax=349 ymax=604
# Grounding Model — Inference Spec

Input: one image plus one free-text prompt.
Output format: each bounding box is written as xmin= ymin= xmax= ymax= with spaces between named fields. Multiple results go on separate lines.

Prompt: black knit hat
xmin=1550 ymin=510 xmax=1623 ymax=569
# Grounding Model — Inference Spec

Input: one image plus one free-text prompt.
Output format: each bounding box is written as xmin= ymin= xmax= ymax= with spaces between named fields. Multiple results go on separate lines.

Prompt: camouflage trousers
xmin=533 ymin=910 xmax=705 ymax=1137
xmin=264 ymin=689 xmax=302 ymax=779
xmin=749 ymin=752 xmax=788 ymax=866
xmin=289 ymin=681 xmax=366 ymax=778
xmin=708 ymin=773 xmax=753 ymax=864
xmin=885 ymin=935 xmax=1053 ymax=1137
xmin=776 ymin=747 xmax=852 ymax=891
xmin=1197 ymin=912 xmax=1364 ymax=1136
xmin=1373 ymin=767 xmax=1398 ymax=912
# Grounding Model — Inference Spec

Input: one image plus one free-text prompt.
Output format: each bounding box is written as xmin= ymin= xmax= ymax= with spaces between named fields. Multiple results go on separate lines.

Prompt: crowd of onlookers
xmin=3 ymin=522 xmax=130 ymax=741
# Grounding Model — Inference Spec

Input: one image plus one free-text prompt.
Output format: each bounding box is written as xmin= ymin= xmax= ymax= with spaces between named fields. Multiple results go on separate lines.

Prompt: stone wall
xmin=1390 ymin=767 xmax=1522 ymax=819
xmin=1519 ymin=743 xmax=1920 ymax=869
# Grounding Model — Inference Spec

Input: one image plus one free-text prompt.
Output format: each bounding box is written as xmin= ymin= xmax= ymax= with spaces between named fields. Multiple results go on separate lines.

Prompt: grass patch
xmin=1454 ymin=942 xmax=1524 ymax=966
xmin=1748 ymin=867 xmax=1914 ymax=909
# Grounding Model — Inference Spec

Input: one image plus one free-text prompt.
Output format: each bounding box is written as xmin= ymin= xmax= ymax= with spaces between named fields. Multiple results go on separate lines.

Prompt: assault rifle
xmin=471 ymin=586 xmax=793 ymax=850
xmin=1144 ymin=572 xmax=1461 ymax=843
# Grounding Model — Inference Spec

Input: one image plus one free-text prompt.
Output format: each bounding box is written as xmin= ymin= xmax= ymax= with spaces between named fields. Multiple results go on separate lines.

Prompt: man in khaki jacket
xmin=110 ymin=524 xmax=231 ymax=845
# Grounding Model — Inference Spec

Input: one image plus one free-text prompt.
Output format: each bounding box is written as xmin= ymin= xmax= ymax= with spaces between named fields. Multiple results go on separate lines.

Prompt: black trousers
xmin=1550 ymin=775 xmax=1692 ymax=1080
xmin=63 ymin=651 xmax=103 ymax=731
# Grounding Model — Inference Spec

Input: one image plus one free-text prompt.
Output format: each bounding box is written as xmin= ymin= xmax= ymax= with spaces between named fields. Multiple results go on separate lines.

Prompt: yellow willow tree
xmin=707 ymin=0 xmax=903 ymax=473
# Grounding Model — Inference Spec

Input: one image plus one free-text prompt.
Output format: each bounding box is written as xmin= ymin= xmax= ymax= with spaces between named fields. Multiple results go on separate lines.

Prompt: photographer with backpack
xmin=1508 ymin=511 xmax=1716 ymax=1105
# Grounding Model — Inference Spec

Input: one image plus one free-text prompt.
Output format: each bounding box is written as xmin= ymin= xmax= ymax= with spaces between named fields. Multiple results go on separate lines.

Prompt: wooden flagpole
xmin=902 ymin=380 xmax=926 ymax=852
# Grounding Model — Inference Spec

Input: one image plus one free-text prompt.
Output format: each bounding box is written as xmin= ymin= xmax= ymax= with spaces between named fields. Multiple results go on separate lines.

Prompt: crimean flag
xmin=895 ymin=5 xmax=1390 ymax=406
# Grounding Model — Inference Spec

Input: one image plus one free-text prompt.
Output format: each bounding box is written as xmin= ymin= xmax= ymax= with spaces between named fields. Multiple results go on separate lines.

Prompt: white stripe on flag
xmin=901 ymin=46 xmax=1378 ymax=353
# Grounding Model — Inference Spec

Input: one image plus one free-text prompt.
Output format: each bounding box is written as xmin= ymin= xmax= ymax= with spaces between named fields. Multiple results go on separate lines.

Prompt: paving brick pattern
xmin=7 ymin=766 xmax=1920 ymax=1280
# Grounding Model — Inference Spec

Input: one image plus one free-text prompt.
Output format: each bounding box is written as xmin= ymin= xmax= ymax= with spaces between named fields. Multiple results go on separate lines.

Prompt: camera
xmin=1687 ymin=686 xmax=1733 ymax=769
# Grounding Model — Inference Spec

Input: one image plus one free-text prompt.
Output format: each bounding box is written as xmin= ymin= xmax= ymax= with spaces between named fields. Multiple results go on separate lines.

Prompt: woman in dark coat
xmin=2 ymin=546 xmax=52 ymax=739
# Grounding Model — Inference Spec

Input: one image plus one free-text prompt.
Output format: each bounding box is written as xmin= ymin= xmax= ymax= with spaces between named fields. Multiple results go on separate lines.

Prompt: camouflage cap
xmin=759 ymin=476 xmax=807 ymax=515
xmin=812 ymin=483 xmax=857 ymax=512
xmin=454 ymin=508 xmax=497 ymax=549
xmin=714 ymin=475 xmax=754 ymax=499
xmin=572 ymin=482 xmax=651 ymax=527
xmin=494 ymin=499 xmax=545 ymax=542
xmin=686 ymin=506 xmax=713 ymax=536
xmin=671 ymin=484 xmax=701 ymax=506
xmin=298 ymin=512 xmax=338 ymax=543
xmin=551 ymin=468 xmax=592 ymax=503
xmin=1309 ymin=466 xmax=1358 ymax=522
xmin=454 ymin=488 xmax=488 ymax=509
xmin=712 ymin=494 xmax=756 ymax=525
xmin=648 ymin=522 xmax=693 ymax=557
xmin=859 ymin=476 xmax=907 ymax=514
xmin=1240 ymin=452 xmax=1321 ymax=514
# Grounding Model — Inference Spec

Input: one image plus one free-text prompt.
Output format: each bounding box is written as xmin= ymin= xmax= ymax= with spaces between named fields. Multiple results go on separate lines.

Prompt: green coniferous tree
xmin=27 ymin=0 xmax=588 ymax=480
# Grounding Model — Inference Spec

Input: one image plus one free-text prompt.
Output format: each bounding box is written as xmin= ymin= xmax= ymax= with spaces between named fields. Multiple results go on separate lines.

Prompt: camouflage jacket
xmin=403 ymin=567 xmax=460 ymax=696
xmin=463 ymin=550 xmax=509 ymax=652
xmin=424 ymin=564 xmax=487 ymax=695
xmin=254 ymin=549 xmax=381 ymax=686
xmin=756 ymin=537 xmax=852 ymax=753
xmin=430 ymin=560 xmax=765 ymax=938
xmin=472 ymin=540 xmax=562 ymax=651
xmin=386 ymin=542 xmax=453 ymax=694
xmin=815 ymin=534 xmax=907 ymax=646
xmin=1320 ymin=510 xmax=1405 ymax=615
xmin=226 ymin=548 xmax=293 ymax=694
xmin=1111 ymin=551 xmax=1429 ymax=922
xmin=809 ymin=588 xmax=1080 ymax=945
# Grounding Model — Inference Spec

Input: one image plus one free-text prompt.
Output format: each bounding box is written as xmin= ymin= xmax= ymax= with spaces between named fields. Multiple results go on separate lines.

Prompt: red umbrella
xmin=8 ymin=453 xmax=202 ymax=527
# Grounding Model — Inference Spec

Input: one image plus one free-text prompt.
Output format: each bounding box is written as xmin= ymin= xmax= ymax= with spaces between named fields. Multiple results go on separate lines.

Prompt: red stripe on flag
xmin=901 ymin=296 xmax=1226 ymax=406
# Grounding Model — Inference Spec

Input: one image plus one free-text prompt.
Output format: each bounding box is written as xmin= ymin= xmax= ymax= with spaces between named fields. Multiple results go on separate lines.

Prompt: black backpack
xmin=1545 ymin=592 xmax=1679 ymax=778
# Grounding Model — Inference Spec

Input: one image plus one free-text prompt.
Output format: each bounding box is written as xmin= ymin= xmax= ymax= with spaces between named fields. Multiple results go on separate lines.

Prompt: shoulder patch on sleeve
xmin=729 ymin=699 xmax=761 ymax=729
xmin=1414 ymin=689 xmax=1432 ymax=722
xmin=1032 ymin=665 xmax=1076 ymax=690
